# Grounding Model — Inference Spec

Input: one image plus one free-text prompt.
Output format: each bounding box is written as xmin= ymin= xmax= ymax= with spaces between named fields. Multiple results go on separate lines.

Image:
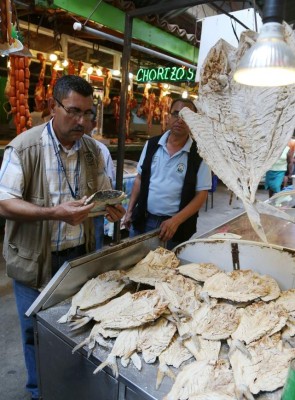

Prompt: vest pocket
xmin=6 ymin=243 xmax=41 ymax=288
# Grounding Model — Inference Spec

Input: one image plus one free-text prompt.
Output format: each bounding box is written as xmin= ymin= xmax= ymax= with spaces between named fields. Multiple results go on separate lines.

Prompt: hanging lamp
xmin=233 ymin=0 xmax=295 ymax=87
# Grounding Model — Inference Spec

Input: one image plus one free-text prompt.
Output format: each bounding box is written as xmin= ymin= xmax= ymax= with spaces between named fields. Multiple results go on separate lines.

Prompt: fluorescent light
xmin=234 ymin=22 xmax=295 ymax=86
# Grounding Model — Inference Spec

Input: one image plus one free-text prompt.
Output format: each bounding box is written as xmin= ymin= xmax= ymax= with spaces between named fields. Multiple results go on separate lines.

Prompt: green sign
xmin=136 ymin=66 xmax=196 ymax=83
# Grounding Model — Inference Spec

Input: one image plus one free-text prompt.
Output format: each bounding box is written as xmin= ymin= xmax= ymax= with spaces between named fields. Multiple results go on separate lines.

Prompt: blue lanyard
xmin=47 ymin=123 xmax=80 ymax=199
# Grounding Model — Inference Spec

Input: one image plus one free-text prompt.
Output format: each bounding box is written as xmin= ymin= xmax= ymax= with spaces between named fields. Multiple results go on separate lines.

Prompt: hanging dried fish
xmin=180 ymin=24 xmax=295 ymax=242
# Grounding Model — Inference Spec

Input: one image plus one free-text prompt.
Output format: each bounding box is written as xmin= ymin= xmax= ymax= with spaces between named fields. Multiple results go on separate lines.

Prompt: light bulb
xmin=49 ymin=53 xmax=58 ymax=62
xmin=62 ymin=59 xmax=69 ymax=67
xmin=96 ymin=68 xmax=102 ymax=76
xmin=87 ymin=66 xmax=94 ymax=75
xmin=234 ymin=23 xmax=295 ymax=87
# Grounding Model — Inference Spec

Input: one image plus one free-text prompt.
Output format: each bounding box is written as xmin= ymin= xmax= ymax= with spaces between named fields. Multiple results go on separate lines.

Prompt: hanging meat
xmin=147 ymin=92 xmax=156 ymax=133
xmin=46 ymin=61 xmax=62 ymax=101
xmin=160 ymin=95 xmax=172 ymax=133
xmin=34 ymin=52 xmax=46 ymax=112
xmin=67 ymin=59 xmax=76 ymax=75
xmin=112 ymin=94 xmax=137 ymax=139
xmin=8 ymin=55 xmax=32 ymax=134
xmin=103 ymin=69 xmax=112 ymax=107
xmin=77 ymin=60 xmax=84 ymax=76
xmin=181 ymin=23 xmax=295 ymax=242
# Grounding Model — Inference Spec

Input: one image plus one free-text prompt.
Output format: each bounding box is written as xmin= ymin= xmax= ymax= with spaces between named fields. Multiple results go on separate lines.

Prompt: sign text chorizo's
xmin=136 ymin=66 xmax=196 ymax=83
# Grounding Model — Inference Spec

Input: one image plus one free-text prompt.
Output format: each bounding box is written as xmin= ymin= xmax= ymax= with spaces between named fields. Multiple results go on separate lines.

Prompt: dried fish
xmin=100 ymin=290 xmax=168 ymax=330
xmin=137 ymin=317 xmax=176 ymax=364
xmin=229 ymin=334 xmax=295 ymax=395
xmin=57 ymin=270 xmax=128 ymax=323
xmin=195 ymin=302 xmax=240 ymax=340
xmin=155 ymin=274 xmax=202 ymax=317
xmin=275 ymin=289 xmax=295 ymax=312
xmin=163 ymin=360 xmax=214 ymax=400
xmin=57 ymin=247 xmax=295 ymax=400
xmin=164 ymin=359 xmax=235 ymax=400
xmin=85 ymin=189 xmax=127 ymax=216
xmin=231 ymin=301 xmax=288 ymax=344
xmin=93 ymin=327 xmax=141 ymax=377
xmin=157 ymin=336 xmax=193 ymax=389
xmin=69 ymin=292 xmax=134 ymax=330
xmin=202 ymin=270 xmax=277 ymax=303
xmin=177 ymin=262 xmax=221 ymax=283
xmin=180 ymin=24 xmax=295 ymax=242
xmin=125 ymin=246 xmax=179 ymax=286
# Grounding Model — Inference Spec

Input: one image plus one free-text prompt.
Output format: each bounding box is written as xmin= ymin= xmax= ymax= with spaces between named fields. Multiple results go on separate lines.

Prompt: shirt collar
xmin=159 ymin=130 xmax=193 ymax=153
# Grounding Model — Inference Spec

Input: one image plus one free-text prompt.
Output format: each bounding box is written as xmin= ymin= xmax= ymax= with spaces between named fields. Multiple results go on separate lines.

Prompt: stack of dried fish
xmin=58 ymin=247 xmax=295 ymax=399
xmin=180 ymin=23 xmax=295 ymax=243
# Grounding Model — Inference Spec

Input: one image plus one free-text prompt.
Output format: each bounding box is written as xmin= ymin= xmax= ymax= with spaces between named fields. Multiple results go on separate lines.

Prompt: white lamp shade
xmin=234 ymin=22 xmax=295 ymax=87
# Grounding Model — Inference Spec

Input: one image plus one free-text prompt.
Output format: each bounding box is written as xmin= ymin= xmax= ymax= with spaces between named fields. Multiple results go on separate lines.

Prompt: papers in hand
xmin=84 ymin=189 xmax=127 ymax=217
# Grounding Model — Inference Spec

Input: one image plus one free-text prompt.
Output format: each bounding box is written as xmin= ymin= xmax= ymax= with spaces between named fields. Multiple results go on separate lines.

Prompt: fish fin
xmin=156 ymin=363 xmax=176 ymax=389
xmin=93 ymin=354 xmax=118 ymax=377
xmin=72 ymin=338 xmax=89 ymax=354
xmin=120 ymin=356 xmax=130 ymax=367
xmin=57 ymin=305 xmax=77 ymax=323
xmin=130 ymin=352 xmax=142 ymax=371
xmin=69 ymin=316 xmax=93 ymax=331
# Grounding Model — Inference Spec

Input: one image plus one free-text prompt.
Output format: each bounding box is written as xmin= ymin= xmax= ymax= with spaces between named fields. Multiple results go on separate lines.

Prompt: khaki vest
xmin=3 ymin=123 xmax=110 ymax=288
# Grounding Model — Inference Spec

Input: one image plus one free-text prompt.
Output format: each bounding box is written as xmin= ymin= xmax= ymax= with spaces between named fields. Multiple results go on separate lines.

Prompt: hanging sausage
xmin=8 ymin=55 xmax=32 ymax=134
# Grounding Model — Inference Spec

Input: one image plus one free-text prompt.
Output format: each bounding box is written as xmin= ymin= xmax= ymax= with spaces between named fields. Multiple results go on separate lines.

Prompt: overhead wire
xmin=84 ymin=0 xmax=104 ymax=26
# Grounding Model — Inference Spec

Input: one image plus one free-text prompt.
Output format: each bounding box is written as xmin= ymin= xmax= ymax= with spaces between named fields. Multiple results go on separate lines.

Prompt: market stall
xmin=27 ymin=228 xmax=295 ymax=400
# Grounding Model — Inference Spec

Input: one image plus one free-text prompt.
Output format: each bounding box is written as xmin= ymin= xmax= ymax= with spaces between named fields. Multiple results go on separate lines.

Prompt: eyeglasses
xmin=170 ymin=110 xmax=180 ymax=119
xmin=54 ymin=98 xmax=95 ymax=121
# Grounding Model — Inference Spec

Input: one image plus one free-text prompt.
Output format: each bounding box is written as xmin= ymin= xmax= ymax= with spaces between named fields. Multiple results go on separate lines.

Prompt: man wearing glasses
xmin=124 ymin=98 xmax=211 ymax=250
xmin=0 ymin=75 xmax=125 ymax=400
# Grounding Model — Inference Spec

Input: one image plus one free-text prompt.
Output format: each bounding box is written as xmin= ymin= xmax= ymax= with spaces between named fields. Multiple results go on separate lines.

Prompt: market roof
xmin=13 ymin=0 xmax=295 ymax=66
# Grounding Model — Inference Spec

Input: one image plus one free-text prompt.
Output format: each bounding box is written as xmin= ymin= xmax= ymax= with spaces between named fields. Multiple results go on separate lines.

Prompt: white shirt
xmin=94 ymin=140 xmax=115 ymax=185
xmin=137 ymin=131 xmax=211 ymax=216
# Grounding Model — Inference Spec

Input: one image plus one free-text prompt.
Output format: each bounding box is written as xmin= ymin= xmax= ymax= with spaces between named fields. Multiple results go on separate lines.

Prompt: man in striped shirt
xmin=0 ymin=75 xmax=125 ymax=400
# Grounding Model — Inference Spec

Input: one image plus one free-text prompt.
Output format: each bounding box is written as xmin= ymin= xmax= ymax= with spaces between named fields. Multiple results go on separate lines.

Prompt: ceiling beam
xmin=43 ymin=0 xmax=199 ymax=64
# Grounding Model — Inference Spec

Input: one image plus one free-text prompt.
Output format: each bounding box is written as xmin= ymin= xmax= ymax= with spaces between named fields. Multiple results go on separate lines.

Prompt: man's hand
xmin=159 ymin=216 xmax=181 ymax=242
xmin=54 ymin=196 xmax=95 ymax=225
xmin=105 ymin=204 xmax=126 ymax=223
xmin=122 ymin=209 xmax=133 ymax=230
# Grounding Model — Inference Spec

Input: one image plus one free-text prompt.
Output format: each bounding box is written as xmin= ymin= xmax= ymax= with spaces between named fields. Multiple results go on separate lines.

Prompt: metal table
xmin=30 ymin=223 xmax=295 ymax=400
